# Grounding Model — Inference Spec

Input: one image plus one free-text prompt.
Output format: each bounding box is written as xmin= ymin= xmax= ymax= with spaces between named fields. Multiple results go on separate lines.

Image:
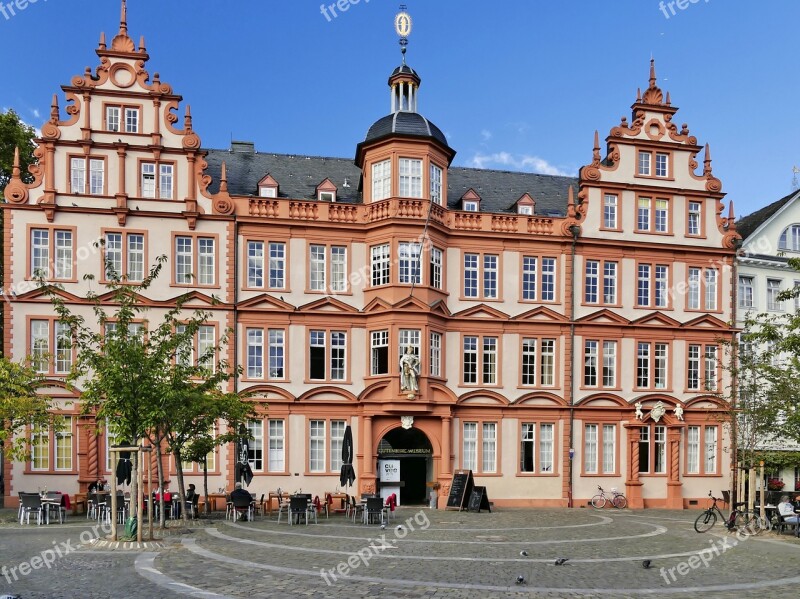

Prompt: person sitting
xmin=186 ymin=484 xmax=197 ymax=501
xmin=778 ymin=495 xmax=798 ymax=526
xmin=230 ymin=483 xmax=252 ymax=521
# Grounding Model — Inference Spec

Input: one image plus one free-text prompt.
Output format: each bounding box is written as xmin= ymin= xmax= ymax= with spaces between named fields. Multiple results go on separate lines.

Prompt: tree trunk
xmin=202 ymin=455 xmax=209 ymax=516
xmin=174 ymin=447 xmax=188 ymax=523
xmin=155 ymin=441 xmax=165 ymax=528
xmin=129 ymin=443 xmax=138 ymax=536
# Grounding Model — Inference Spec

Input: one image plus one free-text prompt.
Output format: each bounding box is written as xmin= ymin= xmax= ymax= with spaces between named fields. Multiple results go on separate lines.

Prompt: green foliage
xmin=0 ymin=109 xmax=37 ymax=198
xmin=0 ymin=357 xmax=53 ymax=461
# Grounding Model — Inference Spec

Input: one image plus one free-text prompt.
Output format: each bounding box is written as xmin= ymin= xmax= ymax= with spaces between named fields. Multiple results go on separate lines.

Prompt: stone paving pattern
xmin=1 ymin=506 xmax=800 ymax=598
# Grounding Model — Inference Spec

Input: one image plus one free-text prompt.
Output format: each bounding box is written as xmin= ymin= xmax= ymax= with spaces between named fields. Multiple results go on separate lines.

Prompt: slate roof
xmin=736 ymin=190 xmax=798 ymax=240
xmin=204 ymin=146 xmax=577 ymax=217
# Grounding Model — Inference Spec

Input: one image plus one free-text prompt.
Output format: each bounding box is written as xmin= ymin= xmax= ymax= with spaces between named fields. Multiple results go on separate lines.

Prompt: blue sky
xmin=1 ymin=0 xmax=798 ymax=218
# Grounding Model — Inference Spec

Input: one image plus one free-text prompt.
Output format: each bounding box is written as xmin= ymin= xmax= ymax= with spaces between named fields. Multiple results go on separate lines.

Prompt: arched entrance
xmin=377 ymin=427 xmax=433 ymax=505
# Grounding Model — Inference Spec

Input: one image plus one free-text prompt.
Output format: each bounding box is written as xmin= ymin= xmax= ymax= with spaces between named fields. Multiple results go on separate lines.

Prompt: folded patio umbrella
xmin=115 ymin=447 xmax=132 ymax=486
xmin=339 ymin=425 xmax=356 ymax=488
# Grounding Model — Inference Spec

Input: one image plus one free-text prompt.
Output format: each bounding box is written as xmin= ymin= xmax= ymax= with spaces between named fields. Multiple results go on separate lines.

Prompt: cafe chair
xmin=45 ymin=492 xmax=67 ymax=524
xmin=19 ymin=493 xmax=43 ymax=525
xmin=349 ymin=495 xmax=364 ymax=523
xmin=289 ymin=496 xmax=310 ymax=525
xmin=225 ymin=494 xmax=234 ymax=520
xmin=364 ymin=497 xmax=385 ymax=525
xmin=231 ymin=494 xmax=254 ymax=522
xmin=185 ymin=493 xmax=200 ymax=519
xmin=253 ymin=493 xmax=266 ymax=520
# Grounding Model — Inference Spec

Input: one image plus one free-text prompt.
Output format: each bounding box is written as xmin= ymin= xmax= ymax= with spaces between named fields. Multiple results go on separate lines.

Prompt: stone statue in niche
xmin=634 ymin=402 xmax=644 ymax=420
xmin=399 ymin=346 xmax=420 ymax=396
xmin=674 ymin=404 xmax=684 ymax=421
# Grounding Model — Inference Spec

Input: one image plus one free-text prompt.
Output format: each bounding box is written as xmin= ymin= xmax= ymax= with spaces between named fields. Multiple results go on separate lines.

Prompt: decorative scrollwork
xmin=183 ymin=132 xmax=201 ymax=150
xmin=3 ymin=180 xmax=28 ymax=204
xmin=41 ymin=123 xmax=60 ymax=140
xmin=213 ymin=197 xmax=234 ymax=215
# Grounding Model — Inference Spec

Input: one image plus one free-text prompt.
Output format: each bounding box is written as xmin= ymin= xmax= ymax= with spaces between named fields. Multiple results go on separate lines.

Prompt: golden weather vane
xmin=395 ymin=5 xmax=412 ymax=62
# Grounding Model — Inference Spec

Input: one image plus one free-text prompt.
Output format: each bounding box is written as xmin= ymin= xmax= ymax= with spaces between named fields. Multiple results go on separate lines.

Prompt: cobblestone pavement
xmin=2 ymin=506 xmax=800 ymax=598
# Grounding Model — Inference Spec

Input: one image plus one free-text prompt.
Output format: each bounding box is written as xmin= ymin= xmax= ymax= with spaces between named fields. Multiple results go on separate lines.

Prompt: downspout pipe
xmin=568 ymin=223 xmax=580 ymax=508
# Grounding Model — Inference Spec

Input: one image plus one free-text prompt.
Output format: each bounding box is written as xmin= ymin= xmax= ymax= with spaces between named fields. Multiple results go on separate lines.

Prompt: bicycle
xmin=693 ymin=491 xmax=770 ymax=535
xmin=590 ymin=486 xmax=627 ymax=509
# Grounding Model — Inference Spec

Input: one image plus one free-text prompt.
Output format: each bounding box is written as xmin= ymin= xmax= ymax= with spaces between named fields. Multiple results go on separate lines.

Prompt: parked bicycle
xmin=693 ymin=491 xmax=770 ymax=535
xmin=591 ymin=486 xmax=627 ymax=509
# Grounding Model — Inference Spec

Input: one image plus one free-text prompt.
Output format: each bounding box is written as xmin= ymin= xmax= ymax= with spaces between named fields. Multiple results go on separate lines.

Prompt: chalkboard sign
xmin=445 ymin=470 xmax=474 ymax=511
xmin=468 ymin=486 xmax=491 ymax=513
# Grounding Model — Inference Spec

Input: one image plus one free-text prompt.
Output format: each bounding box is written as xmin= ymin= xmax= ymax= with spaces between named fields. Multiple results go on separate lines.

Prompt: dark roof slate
xmin=736 ymin=190 xmax=797 ymax=240
xmin=203 ymin=148 xmax=577 ymax=217
xmin=364 ymin=112 xmax=448 ymax=148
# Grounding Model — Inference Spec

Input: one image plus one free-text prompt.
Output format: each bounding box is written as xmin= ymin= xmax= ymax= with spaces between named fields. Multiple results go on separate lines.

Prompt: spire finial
xmin=220 ymin=161 xmax=229 ymax=193
xmin=139 ymin=35 xmax=146 ymax=52
xmin=184 ymin=104 xmax=193 ymax=130
xmin=99 ymin=31 xmax=107 ymax=50
xmin=11 ymin=147 xmax=21 ymax=180
xmin=728 ymin=200 xmax=735 ymax=222
xmin=649 ymin=58 xmax=657 ymax=88
xmin=395 ymin=6 xmax=412 ymax=64
xmin=703 ymin=143 xmax=713 ymax=177
xmin=50 ymin=94 xmax=59 ymax=124
xmin=119 ymin=0 xmax=128 ymax=36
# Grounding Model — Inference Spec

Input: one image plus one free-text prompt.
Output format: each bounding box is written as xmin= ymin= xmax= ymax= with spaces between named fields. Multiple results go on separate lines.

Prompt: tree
xmin=0 ymin=357 xmax=53 ymax=461
xmin=0 ymin=109 xmax=37 ymax=199
xmin=40 ymin=254 xmax=250 ymax=530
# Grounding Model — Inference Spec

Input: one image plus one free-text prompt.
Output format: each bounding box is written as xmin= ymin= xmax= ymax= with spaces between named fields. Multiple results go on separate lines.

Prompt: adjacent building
xmin=2 ymin=4 xmax=739 ymax=508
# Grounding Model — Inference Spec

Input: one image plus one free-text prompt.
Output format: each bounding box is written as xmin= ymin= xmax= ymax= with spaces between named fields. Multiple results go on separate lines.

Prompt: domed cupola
xmin=355 ymin=9 xmax=455 ymax=203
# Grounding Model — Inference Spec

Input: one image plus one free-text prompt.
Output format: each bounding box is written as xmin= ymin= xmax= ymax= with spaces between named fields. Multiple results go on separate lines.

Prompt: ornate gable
xmin=453 ymin=304 xmax=509 ymax=320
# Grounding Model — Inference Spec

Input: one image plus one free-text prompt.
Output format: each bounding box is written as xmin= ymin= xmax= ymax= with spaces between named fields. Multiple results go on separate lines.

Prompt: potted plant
xmin=767 ymin=478 xmax=785 ymax=491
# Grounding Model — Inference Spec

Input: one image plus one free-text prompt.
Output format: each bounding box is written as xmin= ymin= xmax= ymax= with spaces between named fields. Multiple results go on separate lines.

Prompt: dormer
xmin=257 ymin=174 xmax=278 ymax=198
xmin=316 ymin=178 xmax=337 ymax=202
xmin=461 ymin=188 xmax=481 ymax=212
xmin=515 ymin=193 xmax=535 ymax=215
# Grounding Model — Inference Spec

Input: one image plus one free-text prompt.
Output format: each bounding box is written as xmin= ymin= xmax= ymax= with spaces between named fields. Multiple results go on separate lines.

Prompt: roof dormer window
xmin=518 ymin=205 xmax=533 ymax=215
xmin=463 ymin=201 xmax=479 ymax=212
xmin=316 ymin=178 xmax=338 ymax=202
xmin=515 ymin=193 xmax=535 ymax=215
xmin=257 ymin=174 xmax=279 ymax=198
xmin=460 ymin=188 xmax=481 ymax=212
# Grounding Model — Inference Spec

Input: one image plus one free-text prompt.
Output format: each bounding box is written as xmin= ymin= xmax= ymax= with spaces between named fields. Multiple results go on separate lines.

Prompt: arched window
xmin=778 ymin=224 xmax=800 ymax=251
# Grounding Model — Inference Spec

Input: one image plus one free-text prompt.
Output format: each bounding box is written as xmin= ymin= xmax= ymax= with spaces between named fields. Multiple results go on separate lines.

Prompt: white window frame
xmin=399 ymin=158 xmax=423 ymax=198
xmin=372 ymin=159 xmax=392 ymax=201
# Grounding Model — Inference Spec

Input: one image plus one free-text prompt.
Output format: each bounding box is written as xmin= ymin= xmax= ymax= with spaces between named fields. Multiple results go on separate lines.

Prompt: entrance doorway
xmin=377 ymin=427 xmax=433 ymax=505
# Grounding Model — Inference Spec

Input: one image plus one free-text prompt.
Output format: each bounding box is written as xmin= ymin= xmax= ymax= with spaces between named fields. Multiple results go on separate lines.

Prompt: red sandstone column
xmin=665 ymin=427 xmax=684 ymax=509
xmin=625 ymin=424 xmax=644 ymax=509
xmin=361 ymin=416 xmax=375 ymax=495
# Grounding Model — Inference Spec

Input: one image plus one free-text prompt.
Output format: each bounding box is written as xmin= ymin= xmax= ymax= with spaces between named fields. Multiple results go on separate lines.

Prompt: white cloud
xmin=469 ymin=152 xmax=570 ymax=176
xmin=31 ymin=108 xmax=40 ymax=120
xmin=480 ymin=129 xmax=492 ymax=141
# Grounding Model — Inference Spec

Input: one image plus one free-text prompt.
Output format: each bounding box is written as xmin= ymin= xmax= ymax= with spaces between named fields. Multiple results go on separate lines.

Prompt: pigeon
xmin=515 ymin=575 xmax=525 ymax=584
xmin=642 ymin=560 xmax=652 ymax=569
xmin=554 ymin=557 xmax=569 ymax=566
xmin=396 ymin=525 xmax=403 ymax=531
xmin=519 ymin=550 xmax=529 ymax=557
xmin=380 ymin=524 xmax=386 ymax=530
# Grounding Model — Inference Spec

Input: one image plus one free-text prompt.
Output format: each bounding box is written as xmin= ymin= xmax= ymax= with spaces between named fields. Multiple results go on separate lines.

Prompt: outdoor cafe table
xmin=198 ymin=493 xmax=228 ymax=512
xmin=267 ymin=492 xmax=289 ymax=515
xmin=327 ymin=492 xmax=348 ymax=514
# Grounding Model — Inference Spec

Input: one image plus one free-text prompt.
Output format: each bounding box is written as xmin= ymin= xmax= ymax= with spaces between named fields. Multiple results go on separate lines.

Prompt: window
xmin=309 ymin=420 xmax=326 ymax=472
xmin=140 ymin=162 xmax=174 ymax=199
xmin=247 ymin=420 xmax=263 ymax=471
xmin=637 ymin=197 xmax=670 ymax=233
xmin=636 ymin=263 xmax=669 ymax=308
xmin=462 ymin=335 xmax=498 ymax=385
xmin=464 ymin=253 xmax=499 ymax=299
xmin=372 ymin=159 xmax=391 ymax=201
xmin=371 ymin=330 xmax=389 ymax=375
xmin=462 ymin=421 xmax=499 ymax=474
xmin=371 ymin=244 xmax=390 ymax=286
xmin=104 ymin=231 xmax=145 ymax=282
xmin=30 ymin=423 xmax=49 ymax=470
xmin=70 ymin=157 xmax=105 ymax=195
xmin=585 ymin=260 xmax=618 ymax=305
xmin=398 ymin=242 xmax=421 ymax=285
xmin=310 ymin=245 xmax=325 ymax=291
xmin=30 ymin=228 xmax=74 ymax=280
xmin=655 ymin=152 xmax=669 ymax=177
xmin=430 ymin=331 xmax=442 ymax=377
xmin=246 ymin=241 xmax=286 ymax=289
xmin=539 ymin=423 xmax=554 ymax=472
xmin=55 ymin=416 xmax=73 ymax=470
xmin=583 ymin=340 xmax=616 ymax=388
xmin=268 ymin=419 xmax=285 ymax=472
xmin=686 ymin=425 xmax=717 ymax=475
xmin=430 ymin=247 xmax=443 ymax=289
xmin=106 ymin=105 xmax=139 ymax=133
xmin=687 ymin=267 xmax=718 ymax=310
xmin=399 ymin=158 xmax=423 ymax=198
xmin=430 ymin=164 xmax=443 ymax=204
xmin=521 ymin=256 xmax=556 ymax=302
xmin=738 ymin=276 xmax=754 ymax=309
xmin=583 ymin=423 xmax=616 ymax=474
xmin=330 ymin=420 xmax=346 ymax=472
xmin=268 ymin=329 xmax=285 ymax=379
xmin=688 ymin=201 xmax=702 ymax=236
xmin=519 ymin=422 xmax=556 ymax=473
xmin=318 ymin=191 xmax=335 ymax=202
xmin=639 ymin=425 xmax=666 ymax=474
xmin=767 ymin=279 xmax=783 ymax=311
xmin=518 ymin=204 xmax=533 ymax=215
xmin=174 ymin=236 xmax=215 ymax=286
xmin=703 ymin=345 xmax=718 ymax=391
xmin=778 ymin=225 xmax=800 ymax=251
xmin=246 ymin=328 xmax=263 ymax=379
xmin=259 ymin=186 xmax=277 ymax=198
xmin=603 ymin=194 xmax=618 ymax=229
xmin=309 ymin=330 xmax=347 ymax=381
xmin=687 ymin=343 xmax=718 ymax=391
xmin=636 ymin=342 xmax=668 ymax=389
xmin=462 ymin=200 xmax=478 ymax=212
xmin=30 ymin=319 xmax=72 ymax=374
xmin=482 ymin=423 xmax=497 ymax=473
xmin=637 ymin=150 xmax=669 ymax=177
xmin=398 ymin=329 xmax=420 ymax=365
xmin=521 ymin=337 xmax=556 ymax=387
xmin=637 ymin=151 xmax=651 ymax=176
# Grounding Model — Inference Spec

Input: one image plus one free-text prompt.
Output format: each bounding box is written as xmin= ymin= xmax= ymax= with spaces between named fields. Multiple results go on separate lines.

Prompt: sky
xmin=1 ymin=0 xmax=798 ymax=218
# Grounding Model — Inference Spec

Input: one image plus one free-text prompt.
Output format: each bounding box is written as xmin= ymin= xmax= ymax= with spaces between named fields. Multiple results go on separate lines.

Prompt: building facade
xmin=2 ymin=4 xmax=739 ymax=508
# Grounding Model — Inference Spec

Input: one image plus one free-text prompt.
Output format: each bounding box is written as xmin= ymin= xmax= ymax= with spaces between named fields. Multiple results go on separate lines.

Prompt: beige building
xmin=2 ymin=4 xmax=738 ymax=509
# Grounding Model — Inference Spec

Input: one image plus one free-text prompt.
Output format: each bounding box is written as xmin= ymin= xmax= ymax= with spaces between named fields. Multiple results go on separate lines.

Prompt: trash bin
xmin=429 ymin=491 xmax=438 ymax=509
